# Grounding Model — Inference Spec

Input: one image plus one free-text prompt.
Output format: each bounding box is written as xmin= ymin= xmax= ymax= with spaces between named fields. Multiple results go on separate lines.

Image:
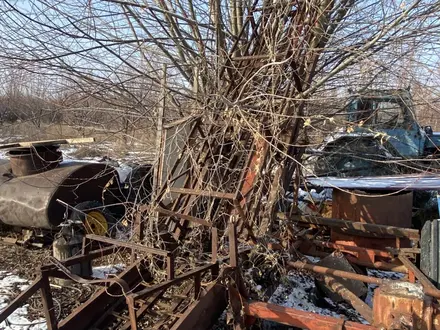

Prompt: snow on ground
xmin=92 ymin=264 xmax=125 ymax=279
xmin=0 ymin=271 xmax=47 ymax=330
xmin=365 ymin=269 xmax=404 ymax=307
xmin=266 ymin=257 xmax=405 ymax=327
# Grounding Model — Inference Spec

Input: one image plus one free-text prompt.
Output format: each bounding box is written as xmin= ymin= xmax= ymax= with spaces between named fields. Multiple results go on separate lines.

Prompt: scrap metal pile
xmin=2 ymin=1 xmax=440 ymax=330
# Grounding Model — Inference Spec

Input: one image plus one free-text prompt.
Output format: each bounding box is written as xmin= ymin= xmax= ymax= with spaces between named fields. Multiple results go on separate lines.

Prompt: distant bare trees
xmin=0 ymin=1 xmax=438 ymax=152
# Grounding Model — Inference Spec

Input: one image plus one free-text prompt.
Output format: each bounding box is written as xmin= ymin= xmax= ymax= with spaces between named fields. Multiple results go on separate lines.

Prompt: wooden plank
xmin=0 ymin=137 xmax=95 ymax=149
xmin=171 ymin=283 xmax=227 ymax=330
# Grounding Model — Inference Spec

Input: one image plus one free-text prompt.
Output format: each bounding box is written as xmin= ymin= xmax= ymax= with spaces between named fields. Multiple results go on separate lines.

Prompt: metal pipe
xmin=289 ymin=261 xmax=440 ymax=300
xmin=289 ymin=260 xmax=387 ymax=285
xmin=313 ymin=240 xmax=392 ymax=258
xmin=244 ymin=301 xmax=376 ymax=330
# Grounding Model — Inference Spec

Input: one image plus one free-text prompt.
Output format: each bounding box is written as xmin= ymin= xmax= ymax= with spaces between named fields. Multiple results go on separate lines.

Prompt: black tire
xmin=70 ymin=201 xmax=116 ymax=236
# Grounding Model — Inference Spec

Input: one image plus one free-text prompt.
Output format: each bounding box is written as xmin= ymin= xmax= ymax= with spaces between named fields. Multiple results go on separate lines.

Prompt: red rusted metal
xmin=229 ymin=222 xmax=239 ymax=268
xmin=289 ymin=260 xmax=388 ymax=285
xmin=9 ymin=145 xmax=62 ymax=177
xmin=332 ymin=189 xmax=413 ymax=228
xmin=331 ymin=230 xmax=411 ymax=253
xmin=398 ymin=255 xmax=440 ymax=295
xmin=313 ymin=239 xmax=394 ymax=264
xmin=290 ymin=260 xmax=440 ymax=300
xmin=373 ymin=282 xmax=434 ymax=329
xmin=40 ymin=273 xmax=58 ymax=330
xmin=330 ymin=189 xmax=413 ymax=256
xmin=244 ymin=301 xmax=376 ymax=329
xmin=171 ymin=283 xmax=227 ymax=330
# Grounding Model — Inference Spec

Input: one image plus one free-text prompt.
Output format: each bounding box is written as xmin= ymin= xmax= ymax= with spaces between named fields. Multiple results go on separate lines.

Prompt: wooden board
xmin=0 ymin=137 xmax=95 ymax=150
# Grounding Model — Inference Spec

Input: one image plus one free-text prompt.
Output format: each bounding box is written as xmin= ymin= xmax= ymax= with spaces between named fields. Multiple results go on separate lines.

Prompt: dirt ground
xmin=0 ymin=242 xmax=100 ymax=322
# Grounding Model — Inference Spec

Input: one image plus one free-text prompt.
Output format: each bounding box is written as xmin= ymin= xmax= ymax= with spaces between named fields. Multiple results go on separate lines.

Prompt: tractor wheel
xmin=70 ymin=201 xmax=116 ymax=236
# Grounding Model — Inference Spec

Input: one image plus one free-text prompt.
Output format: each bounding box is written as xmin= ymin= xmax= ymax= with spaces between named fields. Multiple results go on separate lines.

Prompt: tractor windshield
xmin=352 ymin=97 xmax=414 ymax=129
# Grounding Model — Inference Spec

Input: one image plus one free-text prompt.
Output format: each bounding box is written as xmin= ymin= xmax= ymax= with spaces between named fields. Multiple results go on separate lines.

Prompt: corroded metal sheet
xmin=0 ymin=162 xmax=118 ymax=229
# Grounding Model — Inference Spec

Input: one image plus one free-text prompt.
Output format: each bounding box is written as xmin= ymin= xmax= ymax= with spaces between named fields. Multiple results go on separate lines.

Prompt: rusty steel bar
xmin=290 ymin=261 xmax=440 ymax=300
xmin=42 ymin=246 xmax=117 ymax=272
xmin=244 ymin=301 xmax=376 ymax=329
xmin=40 ymin=274 xmax=58 ymax=330
xmin=290 ymin=214 xmax=419 ymax=239
xmin=398 ymin=255 xmax=440 ymax=293
xmin=289 ymin=260 xmax=391 ymax=286
xmin=156 ymin=207 xmax=212 ymax=227
xmin=126 ymin=296 xmax=138 ymax=330
xmin=171 ymin=283 xmax=227 ymax=330
xmin=313 ymin=240 xmax=393 ymax=258
xmin=131 ymin=263 xmax=216 ymax=300
xmin=212 ymin=227 xmax=218 ymax=263
xmin=345 ymin=255 xmax=408 ymax=273
xmin=86 ymin=234 xmax=171 ymax=256
xmin=229 ymin=222 xmax=239 ymax=268
xmin=324 ymin=276 xmax=373 ymax=324
xmin=167 ymin=254 xmax=175 ymax=280
xmin=169 ymin=187 xmax=236 ymax=200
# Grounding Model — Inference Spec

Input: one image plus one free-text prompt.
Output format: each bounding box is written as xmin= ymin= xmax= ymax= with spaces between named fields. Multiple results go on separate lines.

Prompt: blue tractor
xmin=313 ymin=89 xmax=440 ymax=177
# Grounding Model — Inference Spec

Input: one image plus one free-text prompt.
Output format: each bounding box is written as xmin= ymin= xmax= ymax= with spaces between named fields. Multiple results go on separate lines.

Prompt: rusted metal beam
xmin=0 ymin=276 xmax=43 ymax=324
xmin=323 ymin=276 xmax=373 ymax=324
xmin=313 ymin=240 xmax=393 ymax=258
xmin=156 ymin=207 xmax=212 ymax=227
xmin=131 ymin=263 xmax=216 ymax=300
xmin=58 ymin=261 xmax=150 ymax=330
xmin=41 ymin=246 xmax=117 ymax=271
xmin=290 ymin=214 xmax=420 ymax=239
xmin=244 ymin=301 xmax=376 ymax=329
xmin=211 ymin=227 xmax=218 ymax=263
xmin=398 ymin=255 xmax=439 ymax=293
xmin=289 ymin=260 xmax=391 ymax=286
xmin=169 ymin=187 xmax=235 ymax=200
xmin=170 ymin=285 xmax=226 ymax=330
xmin=167 ymin=254 xmax=175 ymax=280
xmin=290 ymin=260 xmax=440 ymax=299
xmin=344 ymin=255 xmax=408 ymax=273
xmin=229 ymin=222 xmax=239 ymax=268
xmin=40 ymin=274 xmax=58 ymax=330
xmin=86 ymin=234 xmax=171 ymax=256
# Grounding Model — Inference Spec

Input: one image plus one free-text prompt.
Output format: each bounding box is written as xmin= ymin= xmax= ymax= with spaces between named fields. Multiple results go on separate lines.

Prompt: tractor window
xmin=354 ymin=99 xmax=408 ymax=128
xmin=375 ymin=101 xmax=404 ymax=127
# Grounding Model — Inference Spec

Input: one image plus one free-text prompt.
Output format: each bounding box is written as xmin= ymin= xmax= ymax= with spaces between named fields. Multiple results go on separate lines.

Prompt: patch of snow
xmin=365 ymin=269 xmax=404 ymax=307
xmin=0 ymin=272 xmax=47 ymax=330
xmin=269 ymin=271 xmax=341 ymax=318
xmin=92 ymin=264 xmax=125 ymax=279
xmin=305 ymin=255 xmax=320 ymax=263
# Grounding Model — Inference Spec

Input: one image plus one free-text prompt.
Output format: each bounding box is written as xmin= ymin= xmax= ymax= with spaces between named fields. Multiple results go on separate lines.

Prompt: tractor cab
xmin=346 ymin=89 xmax=425 ymax=158
xmin=347 ymin=89 xmax=417 ymax=130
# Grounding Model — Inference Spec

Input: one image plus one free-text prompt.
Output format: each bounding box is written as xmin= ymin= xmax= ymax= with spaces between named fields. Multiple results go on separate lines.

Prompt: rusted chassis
xmin=0 ymin=160 xmax=119 ymax=229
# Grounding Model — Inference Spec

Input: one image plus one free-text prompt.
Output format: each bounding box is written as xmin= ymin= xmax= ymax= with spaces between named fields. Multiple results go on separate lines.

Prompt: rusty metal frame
xmin=243 ymin=300 xmax=376 ymax=329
